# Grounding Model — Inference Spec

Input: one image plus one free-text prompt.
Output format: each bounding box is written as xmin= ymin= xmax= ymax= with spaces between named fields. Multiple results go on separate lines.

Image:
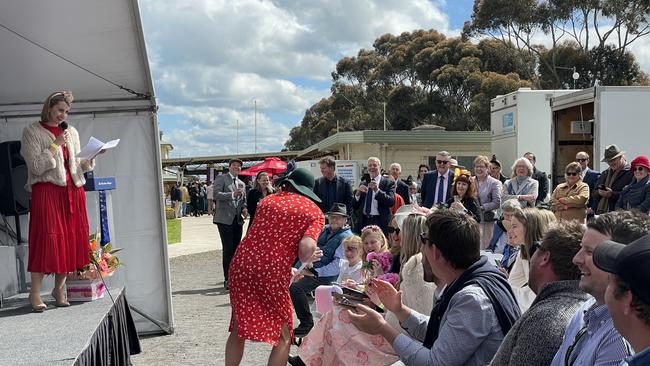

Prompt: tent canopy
xmin=0 ymin=0 xmax=172 ymax=334
xmin=239 ymin=157 xmax=288 ymax=176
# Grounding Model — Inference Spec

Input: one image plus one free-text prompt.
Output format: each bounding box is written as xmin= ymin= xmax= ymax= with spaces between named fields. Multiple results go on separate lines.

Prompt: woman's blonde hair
xmin=342 ymin=235 xmax=362 ymax=252
xmin=41 ymin=91 xmax=74 ymax=122
xmin=399 ymin=213 xmax=427 ymax=273
xmin=360 ymin=226 xmax=388 ymax=260
xmin=473 ymin=155 xmax=490 ymax=168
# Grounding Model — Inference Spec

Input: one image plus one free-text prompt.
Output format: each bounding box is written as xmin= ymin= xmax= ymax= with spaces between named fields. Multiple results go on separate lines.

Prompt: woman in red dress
xmin=225 ymin=168 xmax=325 ymax=365
xmin=20 ymin=91 xmax=95 ymax=312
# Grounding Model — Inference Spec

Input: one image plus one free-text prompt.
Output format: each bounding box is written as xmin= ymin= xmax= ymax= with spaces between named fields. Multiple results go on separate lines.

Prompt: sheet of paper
xmin=77 ymin=136 xmax=120 ymax=159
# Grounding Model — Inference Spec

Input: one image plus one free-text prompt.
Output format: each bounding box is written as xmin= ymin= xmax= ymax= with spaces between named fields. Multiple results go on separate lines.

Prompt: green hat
xmin=277 ymin=168 xmax=321 ymax=203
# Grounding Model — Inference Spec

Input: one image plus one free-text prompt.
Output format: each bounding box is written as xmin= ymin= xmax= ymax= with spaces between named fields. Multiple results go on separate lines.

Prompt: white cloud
xmin=139 ymin=0 xmax=452 ymax=156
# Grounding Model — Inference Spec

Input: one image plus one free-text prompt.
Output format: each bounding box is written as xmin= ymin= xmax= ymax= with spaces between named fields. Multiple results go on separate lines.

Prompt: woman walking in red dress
xmin=20 ymin=91 xmax=96 ymax=312
xmin=225 ymin=168 xmax=325 ymax=365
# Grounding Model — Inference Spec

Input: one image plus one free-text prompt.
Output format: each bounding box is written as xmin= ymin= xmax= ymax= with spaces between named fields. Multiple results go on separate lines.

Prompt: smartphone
xmin=342 ymin=286 xmax=369 ymax=300
xmin=598 ymin=184 xmax=606 ymax=190
xmin=332 ymin=293 xmax=358 ymax=308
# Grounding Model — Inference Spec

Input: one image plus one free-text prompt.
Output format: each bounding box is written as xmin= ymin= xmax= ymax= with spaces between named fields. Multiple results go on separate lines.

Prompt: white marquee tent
xmin=0 ymin=0 xmax=173 ymax=334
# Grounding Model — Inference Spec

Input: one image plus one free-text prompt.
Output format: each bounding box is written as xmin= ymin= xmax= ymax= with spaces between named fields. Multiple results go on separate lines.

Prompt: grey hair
xmin=368 ymin=156 xmax=381 ymax=166
xmin=511 ymin=157 xmax=534 ymax=178
xmin=390 ymin=162 xmax=401 ymax=171
xmin=501 ymin=198 xmax=521 ymax=212
xmin=436 ymin=151 xmax=451 ymax=158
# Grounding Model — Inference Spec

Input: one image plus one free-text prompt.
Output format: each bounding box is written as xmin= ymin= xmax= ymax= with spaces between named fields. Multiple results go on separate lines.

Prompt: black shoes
xmin=293 ymin=324 xmax=312 ymax=337
xmin=287 ymin=355 xmax=306 ymax=366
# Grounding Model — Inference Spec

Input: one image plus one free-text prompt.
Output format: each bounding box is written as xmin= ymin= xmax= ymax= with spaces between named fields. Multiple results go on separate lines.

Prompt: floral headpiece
xmin=361 ymin=225 xmax=382 ymax=233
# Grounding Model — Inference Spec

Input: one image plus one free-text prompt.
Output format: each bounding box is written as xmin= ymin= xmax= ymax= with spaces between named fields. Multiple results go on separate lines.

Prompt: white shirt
xmin=433 ymin=170 xmax=450 ymax=205
xmin=336 ymin=259 xmax=364 ymax=284
xmin=366 ymin=175 xmax=382 ymax=215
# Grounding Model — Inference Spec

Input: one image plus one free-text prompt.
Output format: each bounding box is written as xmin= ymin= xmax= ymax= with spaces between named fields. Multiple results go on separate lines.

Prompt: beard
xmin=422 ymin=253 xmax=438 ymax=283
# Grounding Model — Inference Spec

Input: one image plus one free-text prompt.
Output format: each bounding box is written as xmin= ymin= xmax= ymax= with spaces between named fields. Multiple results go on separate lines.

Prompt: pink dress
xmin=297 ymin=305 xmax=399 ymax=365
xmin=228 ymin=191 xmax=324 ymax=345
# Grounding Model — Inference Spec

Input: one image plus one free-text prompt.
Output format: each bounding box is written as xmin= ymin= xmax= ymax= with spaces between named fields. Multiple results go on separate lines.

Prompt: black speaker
xmin=0 ymin=141 xmax=29 ymax=216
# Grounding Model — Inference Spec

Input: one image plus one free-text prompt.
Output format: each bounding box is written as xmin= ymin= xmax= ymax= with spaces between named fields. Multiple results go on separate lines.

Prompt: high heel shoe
xmin=28 ymin=294 xmax=47 ymax=313
xmin=51 ymin=288 xmax=70 ymax=307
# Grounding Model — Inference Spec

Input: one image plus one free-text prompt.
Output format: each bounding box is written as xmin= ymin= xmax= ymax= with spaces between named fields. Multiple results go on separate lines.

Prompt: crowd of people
xmin=214 ymin=147 xmax=650 ymax=366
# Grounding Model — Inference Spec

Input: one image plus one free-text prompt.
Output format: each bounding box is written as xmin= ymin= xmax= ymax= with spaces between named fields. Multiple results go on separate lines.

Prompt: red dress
xmin=228 ymin=191 xmax=324 ymax=345
xmin=27 ymin=123 xmax=90 ymax=273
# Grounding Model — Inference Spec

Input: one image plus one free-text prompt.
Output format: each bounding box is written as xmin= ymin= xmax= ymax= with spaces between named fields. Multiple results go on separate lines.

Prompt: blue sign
xmin=502 ymin=112 xmax=514 ymax=130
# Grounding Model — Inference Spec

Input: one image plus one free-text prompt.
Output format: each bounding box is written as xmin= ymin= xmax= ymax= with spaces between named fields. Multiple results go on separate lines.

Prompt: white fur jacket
xmin=20 ymin=122 xmax=94 ymax=192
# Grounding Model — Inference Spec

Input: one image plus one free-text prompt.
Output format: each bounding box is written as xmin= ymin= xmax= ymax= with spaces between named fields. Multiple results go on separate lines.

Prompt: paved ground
xmin=132 ymin=215 xmax=300 ymax=365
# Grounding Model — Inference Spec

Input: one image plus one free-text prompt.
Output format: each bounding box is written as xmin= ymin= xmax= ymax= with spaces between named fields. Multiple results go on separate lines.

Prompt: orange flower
xmin=91 ymin=239 xmax=97 ymax=251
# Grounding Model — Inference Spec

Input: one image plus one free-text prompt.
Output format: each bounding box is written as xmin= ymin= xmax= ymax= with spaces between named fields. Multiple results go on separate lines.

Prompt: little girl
xmin=336 ymin=235 xmax=364 ymax=284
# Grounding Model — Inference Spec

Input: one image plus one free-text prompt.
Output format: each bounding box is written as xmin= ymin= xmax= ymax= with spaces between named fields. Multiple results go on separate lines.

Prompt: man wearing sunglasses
xmin=421 ymin=151 xmax=455 ymax=208
xmin=550 ymin=210 xmax=650 ymax=366
xmin=491 ymin=221 xmax=590 ymax=365
xmin=348 ymin=209 xmax=521 ymax=365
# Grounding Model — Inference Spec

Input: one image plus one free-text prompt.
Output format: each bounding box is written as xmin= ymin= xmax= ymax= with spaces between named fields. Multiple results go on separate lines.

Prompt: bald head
xmin=576 ymin=151 xmax=590 ymax=170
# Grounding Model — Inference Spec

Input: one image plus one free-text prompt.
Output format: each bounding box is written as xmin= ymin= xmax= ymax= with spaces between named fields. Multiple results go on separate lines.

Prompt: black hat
xmin=276 ymin=168 xmax=321 ymax=203
xmin=601 ymin=144 xmax=625 ymax=162
xmin=229 ymin=158 xmax=243 ymax=166
xmin=593 ymin=234 xmax=650 ymax=304
xmin=327 ymin=203 xmax=348 ymax=218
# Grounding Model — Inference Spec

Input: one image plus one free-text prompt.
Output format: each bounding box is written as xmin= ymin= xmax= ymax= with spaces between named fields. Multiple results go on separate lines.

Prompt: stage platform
xmin=0 ymin=287 xmax=140 ymax=365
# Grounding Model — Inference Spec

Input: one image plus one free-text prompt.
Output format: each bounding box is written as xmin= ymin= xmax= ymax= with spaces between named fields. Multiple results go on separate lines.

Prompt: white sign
xmin=336 ymin=160 xmax=359 ymax=186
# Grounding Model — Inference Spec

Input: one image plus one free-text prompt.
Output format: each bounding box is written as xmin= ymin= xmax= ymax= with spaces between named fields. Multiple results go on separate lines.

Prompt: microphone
xmin=60 ymin=121 xmax=68 ymax=146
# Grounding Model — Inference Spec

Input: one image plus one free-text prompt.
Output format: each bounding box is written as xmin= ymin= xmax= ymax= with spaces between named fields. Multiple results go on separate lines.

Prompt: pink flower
xmin=356 ymin=351 xmax=369 ymax=364
xmin=376 ymin=273 xmax=399 ymax=287
xmin=98 ymin=260 xmax=109 ymax=273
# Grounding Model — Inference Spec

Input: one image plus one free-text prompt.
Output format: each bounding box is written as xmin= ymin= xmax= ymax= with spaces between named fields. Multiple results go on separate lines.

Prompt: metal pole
xmin=254 ymin=100 xmax=257 ymax=153
xmin=383 ymin=102 xmax=386 ymax=131
xmin=236 ymin=119 xmax=239 ymax=154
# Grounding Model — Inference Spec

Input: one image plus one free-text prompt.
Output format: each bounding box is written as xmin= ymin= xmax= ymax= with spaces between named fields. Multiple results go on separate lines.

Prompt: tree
xmin=466 ymin=0 xmax=650 ymax=88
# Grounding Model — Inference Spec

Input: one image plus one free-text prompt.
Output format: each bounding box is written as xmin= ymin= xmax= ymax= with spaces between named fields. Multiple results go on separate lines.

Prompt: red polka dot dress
xmin=228 ymin=191 xmax=324 ymax=346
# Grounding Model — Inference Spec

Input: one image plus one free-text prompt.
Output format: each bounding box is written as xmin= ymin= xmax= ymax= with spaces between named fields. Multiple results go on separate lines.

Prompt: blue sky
xmin=137 ymin=1 xmax=479 ymax=157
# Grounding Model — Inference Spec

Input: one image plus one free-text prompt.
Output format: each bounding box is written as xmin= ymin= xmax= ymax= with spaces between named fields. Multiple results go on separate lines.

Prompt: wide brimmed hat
xmin=631 ymin=155 xmax=650 ymax=170
xmin=601 ymin=144 xmax=625 ymax=162
xmin=593 ymin=234 xmax=650 ymax=305
xmin=276 ymin=168 xmax=321 ymax=203
xmin=327 ymin=203 xmax=348 ymax=217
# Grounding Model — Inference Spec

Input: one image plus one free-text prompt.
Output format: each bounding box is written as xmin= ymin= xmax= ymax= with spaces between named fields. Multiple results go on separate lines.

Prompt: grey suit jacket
xmin=212 ymin=173 xmax=247 ymax=225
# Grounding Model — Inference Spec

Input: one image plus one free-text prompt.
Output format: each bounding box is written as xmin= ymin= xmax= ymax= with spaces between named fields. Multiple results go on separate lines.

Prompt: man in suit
xmin=389 ymin=162 xmax=411 ymax=204
xmin=525 ymin=152 xmax=550 ymax=205
xmin=576 ymin=151 xmax=601 ymax=216
xmin=312 ymin=156 xmax=354 ymax=218
xmin=421 ymin=151 xmax=455 ymax=208
xmin=352 ymin=157 xmax=395 ymax=235
xmin=213 ymin=158 xmax=248 ymax=290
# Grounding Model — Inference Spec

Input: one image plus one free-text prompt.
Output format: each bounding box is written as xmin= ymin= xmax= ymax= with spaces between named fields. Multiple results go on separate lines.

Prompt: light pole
xmin=556 ymin=66 xmax=580 ymax=89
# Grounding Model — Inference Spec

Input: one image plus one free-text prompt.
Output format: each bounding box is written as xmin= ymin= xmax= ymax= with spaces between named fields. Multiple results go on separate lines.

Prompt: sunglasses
xmin=419 ymin=232 xmax=432 ymax=245
xmin=528 ymin=241 xmax=544 ymax=258
xmin=575 ymin=158 xmax=588 ymax=162
xmin=635 ymin=167 xmax=647 ymax=172
xmin=565 ymin=172 xmax=579 ymax=176
xmin=387 ymin=227 xmax=400 ymax=235
xmin=436 ymin=160 xmax=449 ymax=165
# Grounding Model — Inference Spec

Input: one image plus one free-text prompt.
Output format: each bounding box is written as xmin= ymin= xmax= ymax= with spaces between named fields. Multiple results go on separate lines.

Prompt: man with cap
xmin=576 ymin=151 xmax=601 ymax=216
xmin=550 ymin=210 xmax=650 ymax=366
xmin=593 ymin=144 xmax=634 ymax=214
xmin=594 ymin=233 xmax=650 ymax=365
xmin=290 ymin=202 xmax=353 ymax=336
xmin=213 ymin=158 xmax=248 ymax=290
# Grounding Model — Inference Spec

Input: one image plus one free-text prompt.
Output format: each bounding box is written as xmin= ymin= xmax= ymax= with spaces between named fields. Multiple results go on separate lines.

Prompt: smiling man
xmin=550 ymin=210 xmax=650 ymax=366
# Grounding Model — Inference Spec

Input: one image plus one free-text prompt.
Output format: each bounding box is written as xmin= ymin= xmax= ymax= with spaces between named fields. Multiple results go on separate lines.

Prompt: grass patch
xmin=166 ymin=218 xmax=181 ymax=244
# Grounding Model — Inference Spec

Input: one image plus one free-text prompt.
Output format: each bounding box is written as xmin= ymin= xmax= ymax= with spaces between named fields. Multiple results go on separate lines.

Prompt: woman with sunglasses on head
xmin=615 ymin=155 xmax=650 ymax=213
xmin=20 ymin=91 xmax=98 ymax=312
xmin=550 ymin=162 xmax=590 ymax=222
xmin=446 ymin=171 xmax=482 ymax=223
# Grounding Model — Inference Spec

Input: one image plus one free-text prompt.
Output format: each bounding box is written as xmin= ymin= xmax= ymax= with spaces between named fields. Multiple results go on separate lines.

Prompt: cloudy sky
xmin=139 ymin=0 xmax=650 ymax=158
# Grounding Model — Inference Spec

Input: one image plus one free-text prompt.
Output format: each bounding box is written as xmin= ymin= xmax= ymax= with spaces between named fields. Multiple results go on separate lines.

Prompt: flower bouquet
xmin=69 ymin=233 xmax=123 ymax=281
xmin=362 ymin=252 xmax=399 ymax=287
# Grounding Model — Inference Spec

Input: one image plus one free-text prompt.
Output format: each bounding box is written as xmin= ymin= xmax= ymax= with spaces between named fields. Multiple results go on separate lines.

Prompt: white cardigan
xmin=20 ymin=121 xmax=94 ymax=192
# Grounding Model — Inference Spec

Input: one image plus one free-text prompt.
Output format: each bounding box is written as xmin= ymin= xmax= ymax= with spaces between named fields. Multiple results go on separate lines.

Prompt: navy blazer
xmin=313 ymin=175 xmax=354 ymax=216
xmin=395 ymin=179 xmax=411 ymax=205
xmin=582 ymin=168 xmax=601 ymax=212
xmin=421 ymin=170 xmax=455 ymax=208
xmin=352 ymin=177 xmax=395 ymax=234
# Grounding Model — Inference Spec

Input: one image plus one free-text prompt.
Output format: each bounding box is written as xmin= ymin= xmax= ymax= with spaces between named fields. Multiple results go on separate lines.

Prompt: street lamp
xmin=556 ymin=66 xmax=580 ymax=89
